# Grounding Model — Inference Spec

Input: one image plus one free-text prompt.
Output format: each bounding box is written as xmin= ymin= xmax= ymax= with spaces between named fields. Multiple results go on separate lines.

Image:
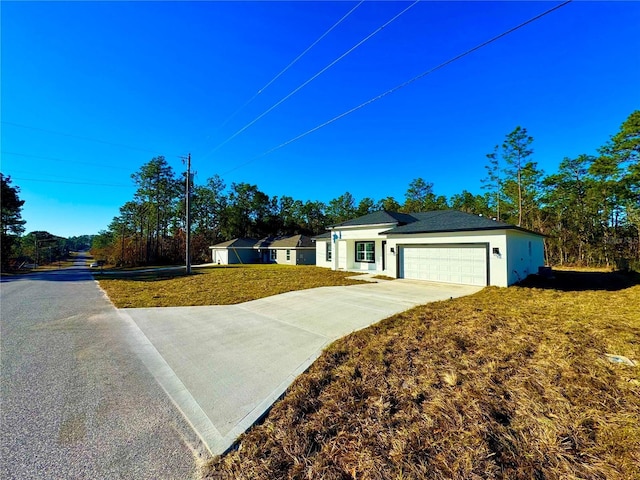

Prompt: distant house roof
xmin=210 ymin=234 xmax=316 ymax=249
xmin=268 ymin=234 xmax=314 ymax=248
xmin=331 ymin=210 xmax=544 ymax=236
xmin=210 ymin=238 xmax=258 ymax=249
xmin=312 ymin=232 xmax=331 ymax=240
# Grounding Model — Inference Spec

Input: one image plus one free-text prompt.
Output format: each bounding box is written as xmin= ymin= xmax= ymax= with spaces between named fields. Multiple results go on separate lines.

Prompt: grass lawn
xmin=95 ymin=264 xmax=362 ymax=308
xmin=206 ymin=270 xmax=640 ymax=480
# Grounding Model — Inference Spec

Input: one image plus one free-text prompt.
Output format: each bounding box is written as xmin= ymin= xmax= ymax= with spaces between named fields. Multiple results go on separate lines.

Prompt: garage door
xmin=399 ymin=244 xmax=488 ymax=286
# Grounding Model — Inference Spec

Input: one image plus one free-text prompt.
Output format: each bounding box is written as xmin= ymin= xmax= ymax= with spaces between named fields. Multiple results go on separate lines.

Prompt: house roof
xmin=268 ymin=234 xmax=315 ymax=248
xmin=209 ymin=238 xmax=258 ymax=249
xmin=312 ymin=232 xmax=331 ymax=239
xmin=255 ymin=234 xmax=314 ymax=249
xmin=384 ymin=210 xmax=515 ymax=234
xmin=332 ymin=210 xmax=544 ymax=236
xmin=330 ymin=210 xmax=417 ymax=228
xmin=210 ymin=234 xmax=315 ymax=249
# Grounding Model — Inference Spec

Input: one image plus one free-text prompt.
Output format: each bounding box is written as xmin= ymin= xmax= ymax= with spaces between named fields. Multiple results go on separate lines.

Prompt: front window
xmin=286 ymin=249 xmax=291 ymax=261
xmin=270 ymin=250 xmax=277 ymax=261
xmin=326 ymin=242 xmax=332 ymax=261
xmin=355 ymin=241 xmax=375 ymax=263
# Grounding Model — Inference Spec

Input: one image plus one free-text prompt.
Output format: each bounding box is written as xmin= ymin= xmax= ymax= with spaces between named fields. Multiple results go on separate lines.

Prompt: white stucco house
xmin=314 ymin=210 xmax=545 ymax=287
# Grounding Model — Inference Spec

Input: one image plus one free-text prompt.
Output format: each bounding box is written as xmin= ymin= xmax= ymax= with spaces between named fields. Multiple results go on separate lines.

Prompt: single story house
xmin=210 ymin=234 xmax=316 ymax=266
xmin=210 ymin=238 xmax=259 ymax=265
xmin=314 ymin=210 xmax=545 ymax=287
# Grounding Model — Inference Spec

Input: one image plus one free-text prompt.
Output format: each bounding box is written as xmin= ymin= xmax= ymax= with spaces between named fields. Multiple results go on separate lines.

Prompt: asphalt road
xmin=0 ymin=255 xmax=206 ymax=479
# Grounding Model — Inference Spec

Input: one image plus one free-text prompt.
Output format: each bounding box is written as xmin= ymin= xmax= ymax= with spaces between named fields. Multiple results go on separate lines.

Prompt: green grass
xmin=206 ymin=270 xmax=640 ymax=480
xmin=95 ymin=264 xmax=362 ymax=308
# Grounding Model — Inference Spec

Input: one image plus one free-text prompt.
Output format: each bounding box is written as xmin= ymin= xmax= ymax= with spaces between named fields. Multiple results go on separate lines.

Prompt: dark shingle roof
xmin=330 ymin=210 xmax=417 ymax=228
xmin=268 ymin=234 xmax=314 ymax=248
xmin=213 ymin=235 xmax=316 ymax=249
xmin=210 ymin=238 xmax=258 ymax=248
xmin=330 ymin=210 xmax=543 ymax=236
xmin=383 ymin=210 xmax=542 ymax=235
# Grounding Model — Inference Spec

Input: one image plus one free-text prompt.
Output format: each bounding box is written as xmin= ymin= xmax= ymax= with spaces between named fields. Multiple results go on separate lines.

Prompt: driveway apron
xmin=122 ymin=280 xmax=481 ymax=455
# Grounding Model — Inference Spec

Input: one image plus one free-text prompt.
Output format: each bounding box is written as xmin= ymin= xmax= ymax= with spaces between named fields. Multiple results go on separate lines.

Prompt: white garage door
xmin=399 ymin=244 xmax=487 ymax=286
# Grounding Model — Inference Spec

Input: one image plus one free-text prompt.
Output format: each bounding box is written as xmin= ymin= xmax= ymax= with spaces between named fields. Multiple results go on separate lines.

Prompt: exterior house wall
xmin=315 ymin=240 xmax=332 ymax=268
xmin=385 ymin=230 xmax=509 ymax=287
xmin=331 ymin=225 xmax=395 ymax=272
xmin=271 ymin=248 xmax=316 ymax=265
xmin=211 ymin=249 xmax=228 ymax=265
xmin=295 ymin=249 xmax=316 ymax=265
xmin=506 ymin=232 xmax=545 ymax=285
xmin=274 ymin=248 xmax=294 ymax=265
xmin=226 ymin=248 xmax=259 ymax=264
xmin=273 ymin=249 xmax=290 ymax=265
xmin=334 ymin=238 xmax=383 ymax=272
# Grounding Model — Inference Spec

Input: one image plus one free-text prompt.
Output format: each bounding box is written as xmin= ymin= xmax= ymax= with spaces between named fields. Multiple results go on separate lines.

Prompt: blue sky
xmin=2 ymin=1 xmax=639 ymax=237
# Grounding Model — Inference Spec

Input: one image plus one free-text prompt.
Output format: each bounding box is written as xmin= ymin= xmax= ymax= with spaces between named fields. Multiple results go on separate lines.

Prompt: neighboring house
xmin=210 ymin=235 xmax=316 ymax=265
xmin=257 ymin=234 xmax=316 ymax=266
xmin=210 ymin=238 xmax=260 ymax=265
xmin=314 ymin=210 xmax=545 ymax=287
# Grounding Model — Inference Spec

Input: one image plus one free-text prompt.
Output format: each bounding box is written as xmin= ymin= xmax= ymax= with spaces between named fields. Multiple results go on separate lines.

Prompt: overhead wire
xmin=219 ymin=0 xmax=365 ymax=128
xmin=1 ymin=151 xmax=133 ymax=171
xmin=201 ymin=0 xmax=420 ymax=161
xmin=220 ymin=0 xmax=573 ymax=176
xmin=9 ymin=176 xmax=133 ymax=188
xmin=1 ymin=121 xmax=174 ymax=157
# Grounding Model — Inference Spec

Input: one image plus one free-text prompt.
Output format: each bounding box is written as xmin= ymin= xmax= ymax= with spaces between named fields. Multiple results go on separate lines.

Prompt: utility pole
xmin=185 ymin=153 xmax=192 ymax=274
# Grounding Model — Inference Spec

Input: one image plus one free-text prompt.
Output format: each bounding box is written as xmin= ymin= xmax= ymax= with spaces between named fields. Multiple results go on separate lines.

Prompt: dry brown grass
xmin=96 ymin=264 xmax=361 ymax=308
xmin=552 ymin=265 xmax=613 ymax=272
xmin=206 ymin=270 xmax=640 ymax=480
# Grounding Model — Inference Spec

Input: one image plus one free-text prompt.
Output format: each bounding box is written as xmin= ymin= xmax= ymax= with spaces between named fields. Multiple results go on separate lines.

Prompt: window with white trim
xmin=326 ymin=242 xmax=332 ymax=261
xmin=270 ymin=250 xmax=277 ymax=261
xmin=355 ymin=241 xmax=375 ymax=263
xmin=286 ymin=249 xmax=291 ymax=261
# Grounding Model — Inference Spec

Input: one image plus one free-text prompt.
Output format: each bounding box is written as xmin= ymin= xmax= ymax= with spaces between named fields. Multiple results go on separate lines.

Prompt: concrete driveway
xmin=119 ymin=279 xmax=482 ymax=455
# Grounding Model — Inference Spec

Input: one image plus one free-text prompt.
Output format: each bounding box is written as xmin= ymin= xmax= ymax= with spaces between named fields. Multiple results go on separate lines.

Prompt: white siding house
xmin=315 ymin=210 xmax=545 ymax=287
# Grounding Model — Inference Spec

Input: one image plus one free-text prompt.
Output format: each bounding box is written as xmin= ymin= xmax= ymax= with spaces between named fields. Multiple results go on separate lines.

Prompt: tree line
xmin=90 ymin=110 xmax=638 ymax=269
xmin=1 ymin=173 xmax=95 ymax=270
xmin=2 ymin=110 xmax=637 ymax=271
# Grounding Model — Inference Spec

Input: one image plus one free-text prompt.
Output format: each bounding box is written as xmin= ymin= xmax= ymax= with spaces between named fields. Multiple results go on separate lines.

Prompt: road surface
xmin=0 ymin=254 xmax=206 ymax=479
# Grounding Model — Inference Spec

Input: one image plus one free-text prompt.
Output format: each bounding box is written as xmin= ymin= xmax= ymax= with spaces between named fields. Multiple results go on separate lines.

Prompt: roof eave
xmin=383 ymin=226 xmax=546 ymax=236
xmin=330 ymin=222 xmax=398 ymax=230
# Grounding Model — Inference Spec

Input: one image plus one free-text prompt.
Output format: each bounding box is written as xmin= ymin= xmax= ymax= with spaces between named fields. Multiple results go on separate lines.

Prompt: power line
xmin=1 ymin=121 xmax=170 ymax=156
xmin=221 ymin=0 xmax=573 ymax=176
xmin=219 ymin=0 xmax=365 ymax=128
xmin=202 ymin=0 xmax=420 ymax=161
xmin=10 ymin=176 xmax=133 ymax=188
xmin=1 ymin=151 xmax=133 ymax=171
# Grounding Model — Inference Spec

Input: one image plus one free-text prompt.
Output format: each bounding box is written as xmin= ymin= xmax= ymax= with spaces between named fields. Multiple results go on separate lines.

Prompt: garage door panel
xmin=400 ymin=245 xmax=487 ymax=286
